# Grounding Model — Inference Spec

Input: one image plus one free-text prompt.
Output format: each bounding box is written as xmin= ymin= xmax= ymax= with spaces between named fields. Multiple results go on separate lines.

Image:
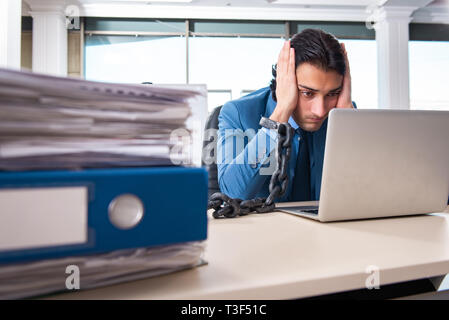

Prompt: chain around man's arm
xmin=207 ymin=117 xmax=294 ymax=219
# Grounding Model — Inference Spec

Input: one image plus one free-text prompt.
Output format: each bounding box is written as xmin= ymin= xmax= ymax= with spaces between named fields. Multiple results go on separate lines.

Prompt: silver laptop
xmin=278 ymin=108 xmax=449 ymax=222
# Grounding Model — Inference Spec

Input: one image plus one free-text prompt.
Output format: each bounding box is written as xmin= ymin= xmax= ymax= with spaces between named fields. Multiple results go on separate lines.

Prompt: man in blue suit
xmin=217 ymin=29 xmax=355 ymax=202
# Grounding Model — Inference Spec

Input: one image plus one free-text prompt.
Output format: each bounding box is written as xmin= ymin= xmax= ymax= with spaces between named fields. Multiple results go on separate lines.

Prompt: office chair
xmin=202 ymin=105 xmax=222 ymax=198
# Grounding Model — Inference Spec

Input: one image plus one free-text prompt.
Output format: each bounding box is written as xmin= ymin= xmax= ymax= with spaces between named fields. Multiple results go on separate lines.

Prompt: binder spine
xmin=0 ymin=167 xmax=208 ymax=264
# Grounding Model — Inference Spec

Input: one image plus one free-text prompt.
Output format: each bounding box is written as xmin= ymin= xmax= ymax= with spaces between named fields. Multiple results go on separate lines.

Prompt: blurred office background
xmin=1 ymin=0 xmax=448 ymax=112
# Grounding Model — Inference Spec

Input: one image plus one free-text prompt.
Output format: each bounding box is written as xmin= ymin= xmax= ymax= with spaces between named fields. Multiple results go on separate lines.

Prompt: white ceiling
xmin=23 ymin=0 xmax=449 ymax=23
xmin=80 ymin=0 xmax=376 ymax=7
xmin=25 ymin=0 xmax=447 ymax=9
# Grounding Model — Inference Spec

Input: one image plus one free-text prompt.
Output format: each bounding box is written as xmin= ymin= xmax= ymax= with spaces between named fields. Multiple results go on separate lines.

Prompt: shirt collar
xmin=288 ymin=116 xmax=299 ymax=130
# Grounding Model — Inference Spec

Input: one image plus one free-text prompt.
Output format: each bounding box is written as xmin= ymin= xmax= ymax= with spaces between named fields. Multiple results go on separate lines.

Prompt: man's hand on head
xmin=335 ymin=43 xmax=354 ymax=109
xmin=270 ymin=41 xmax=298 ymax=123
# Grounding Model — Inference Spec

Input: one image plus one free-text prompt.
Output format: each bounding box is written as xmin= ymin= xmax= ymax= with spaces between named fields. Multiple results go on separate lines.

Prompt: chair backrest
xmin=201 ymin=106 xmax=222 ymax=198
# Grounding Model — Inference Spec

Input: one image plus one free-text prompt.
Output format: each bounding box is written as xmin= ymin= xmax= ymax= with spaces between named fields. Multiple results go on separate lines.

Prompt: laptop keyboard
xmin=301 ymin=209 xmax=319 ymax=214
xmin=278 ymin=206 xmax=319 ymax=215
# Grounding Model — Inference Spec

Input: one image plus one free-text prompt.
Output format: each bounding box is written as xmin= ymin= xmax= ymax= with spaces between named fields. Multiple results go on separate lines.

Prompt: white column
xmin=373 ymin=0 xmax=434 ymax=110
xmin=375 ymin=7 xmax=413 ymax=109
xmin=28 ymin=1 xmax=68 ymax=76
xmin=0 ymin=0 xmax=22 ymax=70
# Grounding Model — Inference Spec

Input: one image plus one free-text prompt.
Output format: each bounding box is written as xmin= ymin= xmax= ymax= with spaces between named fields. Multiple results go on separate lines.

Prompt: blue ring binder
xmin=0 ymin=166 xmax=208 ymax=264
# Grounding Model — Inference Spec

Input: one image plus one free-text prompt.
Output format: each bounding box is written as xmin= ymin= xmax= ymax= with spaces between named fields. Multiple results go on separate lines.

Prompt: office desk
xmin=48 ymin=203 xmax=449 ymax=299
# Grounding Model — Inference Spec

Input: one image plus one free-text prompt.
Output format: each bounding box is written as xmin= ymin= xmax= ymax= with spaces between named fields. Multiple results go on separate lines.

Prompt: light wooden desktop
xmin=48 ymin=203 xmax=449 ymax=300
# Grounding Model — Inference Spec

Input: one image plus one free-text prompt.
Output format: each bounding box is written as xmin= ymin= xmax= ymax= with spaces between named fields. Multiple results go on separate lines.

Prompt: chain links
xmin=208 ymin=118 xmax=294 ymax=219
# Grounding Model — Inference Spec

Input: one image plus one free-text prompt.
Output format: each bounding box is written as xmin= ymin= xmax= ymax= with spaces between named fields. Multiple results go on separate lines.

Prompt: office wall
xmin=68 ymin=31 xmax=81 ymax=78
xmin=20 ymin=32 xmax=32 ymax=70
xmin=20 ymin=16 xmax=82 ymax=78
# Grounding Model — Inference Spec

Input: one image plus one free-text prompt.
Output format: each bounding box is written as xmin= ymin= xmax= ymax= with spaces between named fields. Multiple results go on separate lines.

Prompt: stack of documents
xmin=0 ymin=242 xmax=206 ymax=300
xmin=0 ymin=68 xmax=208 ymax=299
xmin=0 ymin=68 xmax=202 ymax=170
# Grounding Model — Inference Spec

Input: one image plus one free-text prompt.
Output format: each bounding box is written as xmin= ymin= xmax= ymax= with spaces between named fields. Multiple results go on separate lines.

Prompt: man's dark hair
xmin=270 ymin=28 xmax=346 ymax=101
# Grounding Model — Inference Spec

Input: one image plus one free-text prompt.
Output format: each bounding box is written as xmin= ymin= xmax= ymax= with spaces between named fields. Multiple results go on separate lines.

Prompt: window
xmin=291 ymin=21 xmax=375 ymax=40
xmin=207 ymin=90 xmax=232 ymax=111
xmin=409 ymin=41 xmax=449 ymax=111
xmin=85 ymin=35 xmax=186 ymax=84
xmin=188 ymin=20 xmax=285 ymax=111
xmin=84 ymin=18 xmax=186 ymax=84
xmin=189 ymin=36 xmax=284 ymax=111
xmin=83 ymin=18 xmax=379 ymax=110
xmin=341 ymin=39 xmax=378 ymax=109
xmin=409 ymin=24 xmax=449 ymax=111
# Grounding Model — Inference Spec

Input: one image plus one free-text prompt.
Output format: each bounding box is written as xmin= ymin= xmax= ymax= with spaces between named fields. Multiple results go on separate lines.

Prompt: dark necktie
xmin=290 ymin=130 xmax=311 ymax=201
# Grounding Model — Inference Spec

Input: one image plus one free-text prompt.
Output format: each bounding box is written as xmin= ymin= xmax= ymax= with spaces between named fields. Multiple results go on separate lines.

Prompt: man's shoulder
xmin=219 ymin=87 xmax=271 ymax=128
xmin=228 ymin=86 xmax=271 ymax=108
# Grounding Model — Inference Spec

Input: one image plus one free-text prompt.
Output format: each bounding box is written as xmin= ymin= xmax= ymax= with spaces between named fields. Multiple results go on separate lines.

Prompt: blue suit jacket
xmin=217 ymin=86 xmax=330 ymax=202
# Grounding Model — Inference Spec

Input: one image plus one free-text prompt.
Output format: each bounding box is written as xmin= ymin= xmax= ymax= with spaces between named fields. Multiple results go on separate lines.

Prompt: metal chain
xmin=208 ymin=118 xmax=294 ymax=219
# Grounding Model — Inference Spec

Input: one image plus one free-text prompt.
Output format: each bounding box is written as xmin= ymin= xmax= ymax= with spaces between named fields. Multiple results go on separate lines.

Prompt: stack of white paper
xmin=0 ymin=69 xmax=208 ymax=300
xmin=0 ymin=68 xmax=205 ymax=170
xmin=0 ymin=241 xmax=206 ymax=300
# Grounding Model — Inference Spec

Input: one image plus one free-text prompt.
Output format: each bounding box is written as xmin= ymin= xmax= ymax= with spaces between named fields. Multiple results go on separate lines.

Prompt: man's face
xmin=292 ymin=62 xmax=343 ymax=132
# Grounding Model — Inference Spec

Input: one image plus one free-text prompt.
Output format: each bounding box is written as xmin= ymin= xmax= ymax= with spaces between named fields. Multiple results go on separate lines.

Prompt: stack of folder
xmin=0 ymin=68 xmax=208 ymax=299
xmin=0 ymin=68 xmax=199 ymax=170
